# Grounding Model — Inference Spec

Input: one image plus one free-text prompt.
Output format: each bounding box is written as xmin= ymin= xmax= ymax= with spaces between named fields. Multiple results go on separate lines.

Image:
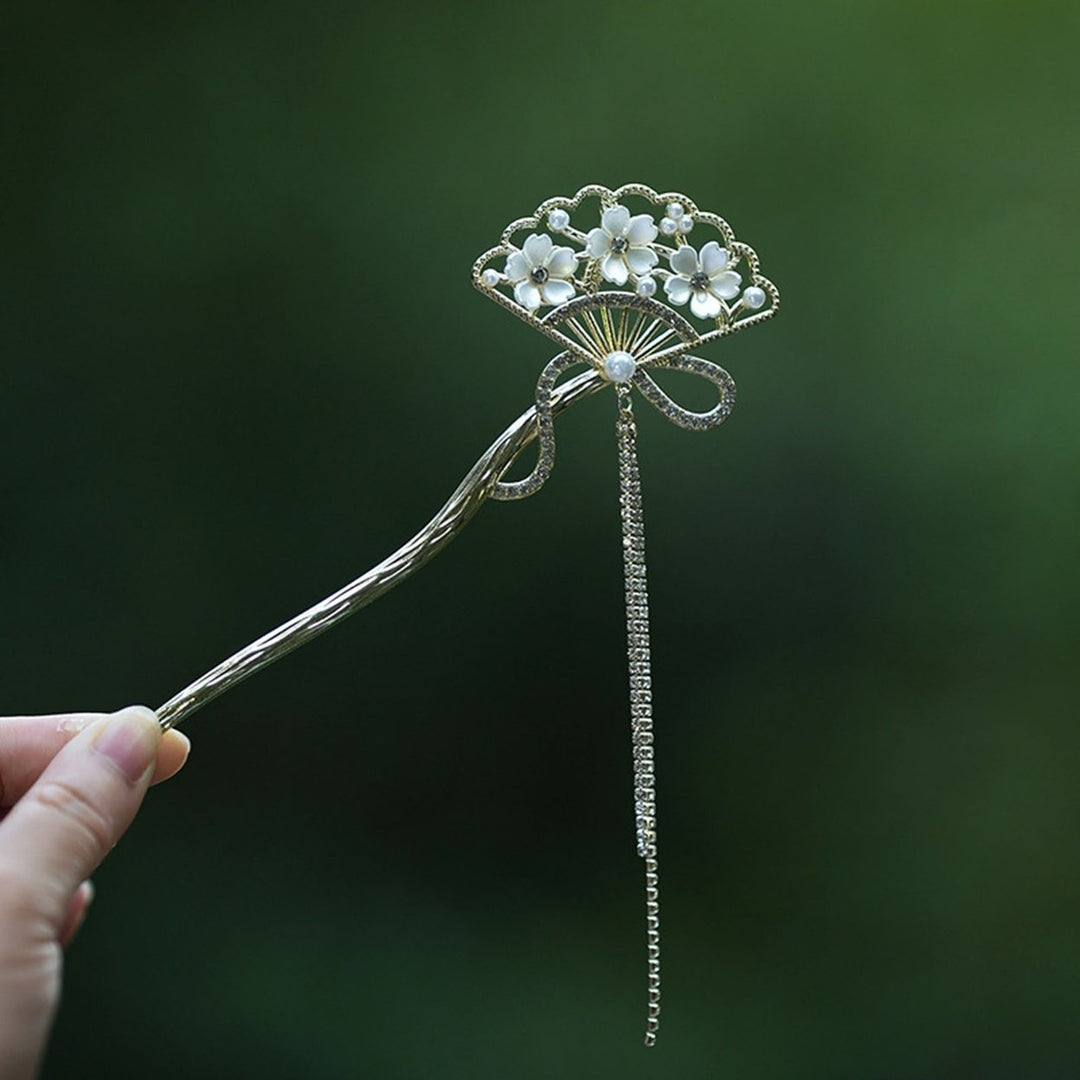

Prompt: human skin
xmin=0 ymin=707 xmax=190 ymax=1080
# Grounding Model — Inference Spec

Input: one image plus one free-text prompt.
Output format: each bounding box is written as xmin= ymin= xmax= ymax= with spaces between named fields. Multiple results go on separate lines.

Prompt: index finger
xmin=0 ymin=713 xmax=190 ymax=809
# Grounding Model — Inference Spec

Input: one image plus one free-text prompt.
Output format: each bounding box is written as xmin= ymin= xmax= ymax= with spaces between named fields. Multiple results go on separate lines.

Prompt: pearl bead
xmin=548 ymin=208 xmax=570 ymax=230
xmin=742 ymin=286 xmax=766 ymax=310
xmin=666 ymin=203 xmax=684 ymax=219
xmin=678 ymin=215 xmax=694 ymax=233
xmin=659 ymin=217 xmax=678 ymax=236
xmin=481 ymin=269 xmax=501 ymax=287
xmin=602 ymin=350 xmax=637 ymax=383
xmin=636 ymin=276 xmax=657 ymax=298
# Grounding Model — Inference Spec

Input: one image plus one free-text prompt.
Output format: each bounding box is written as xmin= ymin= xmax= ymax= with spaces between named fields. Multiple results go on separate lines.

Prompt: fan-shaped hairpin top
xmin=472 ymin=182 xmax=779 ymax=369
xmin=472 ymin=184 xmax=780 ymax=502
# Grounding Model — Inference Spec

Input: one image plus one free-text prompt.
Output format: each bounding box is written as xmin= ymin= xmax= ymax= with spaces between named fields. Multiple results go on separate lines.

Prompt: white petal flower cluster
xmin=585 ymin=205 xmax=659 ymax=286
xmin=663 ymin=241 xmax=742 ymax=320
xmin=492 ymin=205 xmax=760 ymax=323
xmin=505 ymin=234 xmax=578 ymax=311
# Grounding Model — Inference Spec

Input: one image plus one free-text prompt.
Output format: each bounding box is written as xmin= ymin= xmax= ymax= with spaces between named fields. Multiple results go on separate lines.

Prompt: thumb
xmin=0 ymin=705 xmax=162 ymax=935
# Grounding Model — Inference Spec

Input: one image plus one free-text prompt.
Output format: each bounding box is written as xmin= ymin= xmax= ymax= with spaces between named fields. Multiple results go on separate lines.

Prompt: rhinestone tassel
xmin=616 ymin=384 xmax=660 ymax=1047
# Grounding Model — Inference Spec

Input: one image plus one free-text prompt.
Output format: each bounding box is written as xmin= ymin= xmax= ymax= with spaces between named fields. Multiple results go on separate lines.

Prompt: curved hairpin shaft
xmin=155 ymin=367 xmax=607 ymax=731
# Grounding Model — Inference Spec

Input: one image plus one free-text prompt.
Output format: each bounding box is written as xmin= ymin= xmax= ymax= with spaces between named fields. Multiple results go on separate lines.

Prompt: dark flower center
xmin=611 ymin=236 xmax=630 ymax=254
xmin=530 ymin=266 xmax=549 ymax=284
xmin=689 ymin=271 xmax=710 ymax=291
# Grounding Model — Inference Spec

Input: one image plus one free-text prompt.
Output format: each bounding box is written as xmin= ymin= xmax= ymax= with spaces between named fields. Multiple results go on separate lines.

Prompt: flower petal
xmin=699 ymin=241 xmax=729 ymax=275
xmin=523 ymin=233 xmax=553 ymax=266
xmin=601 ymin=204 xmax=631 ymax=237
xmin=669 ymin=244 xmax=699 ymax=276
xmin=541 ymin=278 xmax=575 ymax=305
xmin=664 ymin=276 xmax=692 ymax=305
xmin=514 ymin=280 xmax=542 ymax=311
xmin=626 ymin=214 xmax=658 ymax=245
xmin=586 ymin=227 xmax=612 ymax=258
xmin=690 ymin=290 xmax=722 ymax=320
xmin=546 ymin=245 xmax=578 ymax=278
xmin=602 ymin=253 xmax=629 ymax=286
xmin=708 ymin=269 xmax=742 ymax=300
xmin=505 ymin=251 xmax=530 ymax=282
xmin=626 ymin=247 xmax=658 ymax=274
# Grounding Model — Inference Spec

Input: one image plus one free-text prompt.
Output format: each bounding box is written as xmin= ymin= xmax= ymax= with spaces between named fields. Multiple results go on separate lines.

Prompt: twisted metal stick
xmin=156 ymin=367 xmax=606 ymax=731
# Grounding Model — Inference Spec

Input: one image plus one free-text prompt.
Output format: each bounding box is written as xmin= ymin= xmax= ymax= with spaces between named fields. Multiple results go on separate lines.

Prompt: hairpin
xmin=154 ymin=184 xmax=779 ymax=1047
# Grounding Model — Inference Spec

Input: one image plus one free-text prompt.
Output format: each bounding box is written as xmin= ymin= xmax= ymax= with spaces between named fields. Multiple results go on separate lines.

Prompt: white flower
xmin=505 ymin=234 xmax=578 ymax=311
xmin=663 ymin=241 xmax=742 ymax=320
xmin=585 ymin=205 xmax=659 ymax=286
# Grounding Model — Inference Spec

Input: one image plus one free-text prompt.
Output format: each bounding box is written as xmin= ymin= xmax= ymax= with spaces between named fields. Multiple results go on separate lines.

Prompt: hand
xmin=0 ymin=707 xmax=190 ymax=1080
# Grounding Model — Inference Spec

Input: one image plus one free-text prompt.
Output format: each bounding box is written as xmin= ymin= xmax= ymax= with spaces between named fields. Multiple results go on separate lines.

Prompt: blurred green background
xmin=4 ymin=1 xmax=1080 ymax=1077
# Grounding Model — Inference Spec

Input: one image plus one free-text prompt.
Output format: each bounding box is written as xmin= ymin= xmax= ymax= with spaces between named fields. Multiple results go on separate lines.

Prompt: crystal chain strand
xmin=616 ymin=384 xmax=660 ymax=1047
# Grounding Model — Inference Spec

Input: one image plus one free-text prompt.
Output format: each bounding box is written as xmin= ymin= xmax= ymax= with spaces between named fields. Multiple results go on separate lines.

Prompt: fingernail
xmin=92 ymin=706 xmax=161 ymax=783
xmin=169 ymin=729 xmax=192 ymax=758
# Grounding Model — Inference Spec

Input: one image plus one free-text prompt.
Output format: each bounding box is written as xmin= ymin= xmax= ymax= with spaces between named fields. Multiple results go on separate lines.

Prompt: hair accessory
xmin=154 ymin=183 xmax=778 ymax=1048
